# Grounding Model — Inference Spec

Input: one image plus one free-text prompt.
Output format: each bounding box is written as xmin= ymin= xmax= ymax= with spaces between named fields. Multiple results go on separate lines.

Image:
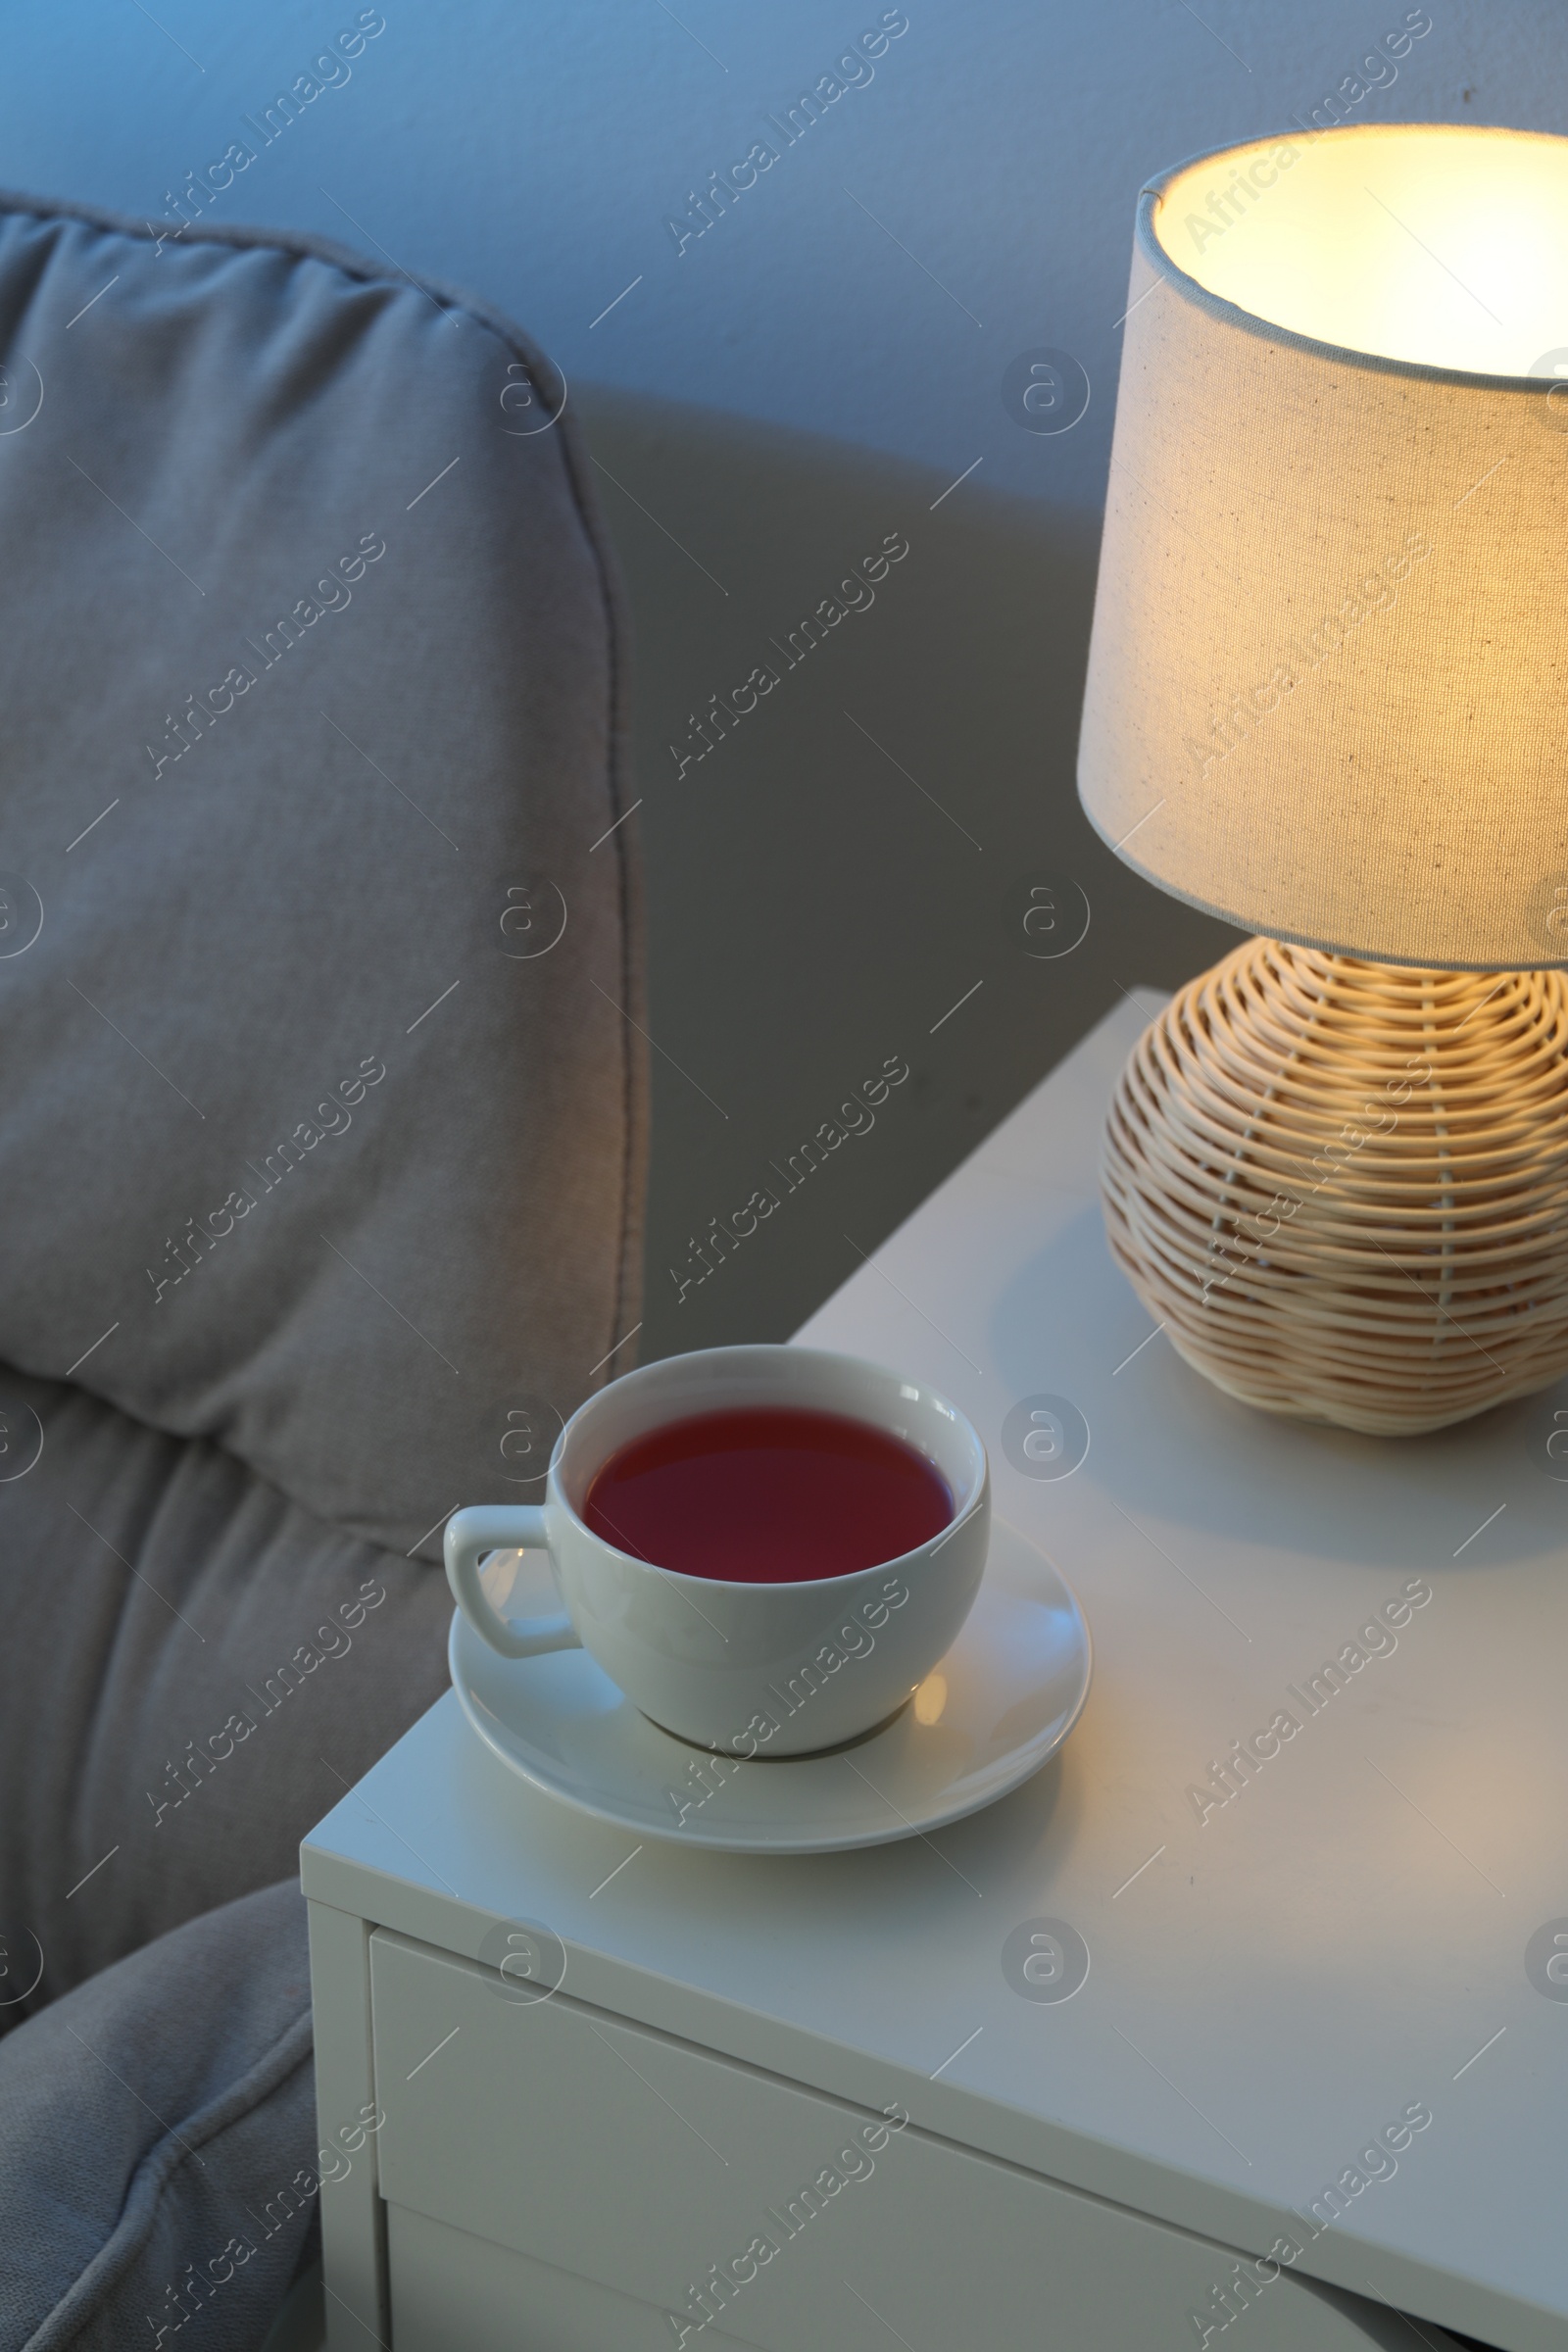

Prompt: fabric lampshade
xmin=1077 ymin=122 xmax=1568 ymax=970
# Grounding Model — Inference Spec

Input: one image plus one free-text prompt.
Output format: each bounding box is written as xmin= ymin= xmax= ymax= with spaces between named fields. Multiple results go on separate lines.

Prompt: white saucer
xmin=448 ymin=1518 xmax=1092 ymax=1854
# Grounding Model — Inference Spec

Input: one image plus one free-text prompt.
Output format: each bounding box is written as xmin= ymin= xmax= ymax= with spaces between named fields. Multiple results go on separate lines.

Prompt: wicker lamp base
xmin=1102 ymin=939 xmax=1568 ymax=1435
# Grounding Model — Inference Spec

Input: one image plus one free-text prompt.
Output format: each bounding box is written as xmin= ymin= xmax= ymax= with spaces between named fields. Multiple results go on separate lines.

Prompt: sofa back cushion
xmin=0 ymin=193 xmax=645 ymax=1558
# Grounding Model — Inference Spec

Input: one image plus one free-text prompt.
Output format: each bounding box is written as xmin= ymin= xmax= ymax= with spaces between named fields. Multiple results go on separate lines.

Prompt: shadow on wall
xmin=574 ymin=383 xmax=1243 ymax=1363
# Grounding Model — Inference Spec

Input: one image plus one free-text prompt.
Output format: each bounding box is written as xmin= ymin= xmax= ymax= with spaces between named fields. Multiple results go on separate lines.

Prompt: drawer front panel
xmin=369 ymin=1930 xmax=1420 ymax=2352
xmin=388 ymin=2206 xmax=757 ymax=2352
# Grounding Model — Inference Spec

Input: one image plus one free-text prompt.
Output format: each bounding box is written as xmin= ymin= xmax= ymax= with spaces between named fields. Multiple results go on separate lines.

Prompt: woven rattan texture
xmin=1102 ymin=940 xmax=1568 ymax=1434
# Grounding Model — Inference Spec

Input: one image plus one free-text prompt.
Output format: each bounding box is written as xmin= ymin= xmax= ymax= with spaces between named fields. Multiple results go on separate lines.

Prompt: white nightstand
xmin=303 ymin=997 xmax=1566 ymax=2352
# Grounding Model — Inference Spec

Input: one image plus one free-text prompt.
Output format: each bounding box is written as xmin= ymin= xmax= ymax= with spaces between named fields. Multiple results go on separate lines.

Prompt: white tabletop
xmin=303 ymin=996 xmax=1568 ymax=2352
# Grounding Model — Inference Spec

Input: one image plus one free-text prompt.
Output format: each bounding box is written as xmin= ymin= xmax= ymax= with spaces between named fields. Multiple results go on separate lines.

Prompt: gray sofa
xmin=0 ymin=188 xmax=645 ymax=2348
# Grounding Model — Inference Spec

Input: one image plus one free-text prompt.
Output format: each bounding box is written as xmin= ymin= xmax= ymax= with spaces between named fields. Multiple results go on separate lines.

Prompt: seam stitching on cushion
xmin=0 ymin=187 xmax=556 ymax=360
xmin=24 ymin=2002 xmax=315 ymax=2352
xmin=543 ymin=421 xmax=642 ymax=1386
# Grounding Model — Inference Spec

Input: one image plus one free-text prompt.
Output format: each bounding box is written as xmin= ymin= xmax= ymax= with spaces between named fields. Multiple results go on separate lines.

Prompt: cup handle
xmin=444 ymin=1505 xmax=583 ymax=1661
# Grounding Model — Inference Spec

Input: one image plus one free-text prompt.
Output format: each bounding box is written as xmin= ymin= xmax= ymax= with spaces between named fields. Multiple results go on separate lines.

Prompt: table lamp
xmin=1078 ymin=122 xmax=1568 ymax=1436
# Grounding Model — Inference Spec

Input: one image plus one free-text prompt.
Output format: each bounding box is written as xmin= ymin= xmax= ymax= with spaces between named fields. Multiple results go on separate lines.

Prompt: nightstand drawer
xmin=368 ymin=1929 xmax=1427 ymax=2351
xmin=386 ymin=2208 xmax=760 ymax=2352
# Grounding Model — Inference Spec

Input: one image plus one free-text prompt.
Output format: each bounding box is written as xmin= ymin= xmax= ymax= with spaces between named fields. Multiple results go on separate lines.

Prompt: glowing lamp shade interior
xmin=1076 ymin=122 xmax=1568 ymax=971
xmin=1157 ymin=124 xmax=1568 ymax=376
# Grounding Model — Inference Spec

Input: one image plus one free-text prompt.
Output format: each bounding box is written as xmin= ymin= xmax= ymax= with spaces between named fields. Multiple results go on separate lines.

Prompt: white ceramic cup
xmin=444 ymin=1344 xmax=990 ymax=1758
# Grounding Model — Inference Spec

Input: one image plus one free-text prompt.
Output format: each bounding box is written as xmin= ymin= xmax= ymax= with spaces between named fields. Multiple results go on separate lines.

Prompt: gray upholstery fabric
xmin=0 ymin=185 xmax=649 ymax=2349
xmin=0 ymin=1880 xmax=317 ymax=2352
xmin=0 ymin=186 xmax=647 ymax=1564
xmin=0 ymin=1365 xmax=452 ymax=2016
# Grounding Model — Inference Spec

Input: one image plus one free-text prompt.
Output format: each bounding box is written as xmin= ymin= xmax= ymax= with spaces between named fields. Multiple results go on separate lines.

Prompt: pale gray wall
xmin=10 ymin=0 xmax=1564 ymax=1357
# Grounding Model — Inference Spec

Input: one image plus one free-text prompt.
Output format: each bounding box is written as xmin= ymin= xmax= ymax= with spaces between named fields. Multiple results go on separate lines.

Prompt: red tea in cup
xmin=582 ymin=1405 xmax=952 ymax=1584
